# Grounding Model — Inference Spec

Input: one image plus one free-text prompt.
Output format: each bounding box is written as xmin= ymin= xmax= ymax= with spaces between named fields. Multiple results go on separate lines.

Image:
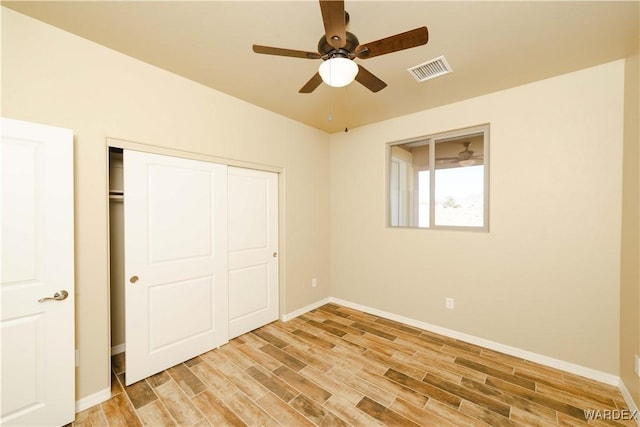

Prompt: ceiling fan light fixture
xmin=318 ymin=57 xmax=358 ymax=87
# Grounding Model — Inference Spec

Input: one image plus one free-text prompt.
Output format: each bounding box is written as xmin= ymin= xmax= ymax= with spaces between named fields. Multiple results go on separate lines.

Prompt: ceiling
xmin=3 ymin=1 xmax=638 ymax=134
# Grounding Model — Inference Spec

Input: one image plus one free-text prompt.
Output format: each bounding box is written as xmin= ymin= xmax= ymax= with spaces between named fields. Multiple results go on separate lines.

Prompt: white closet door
xmin=1 ymin=118 xmax=75 ymax=426
xmin=124 ymin=150 xmax=228 ymax=385
xmin=228 ymin=167 xmax=279 ymax=338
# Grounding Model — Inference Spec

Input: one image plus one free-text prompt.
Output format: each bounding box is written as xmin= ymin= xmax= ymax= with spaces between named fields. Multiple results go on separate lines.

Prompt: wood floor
xmin=72 ymin=304 xmax=636 ymax=426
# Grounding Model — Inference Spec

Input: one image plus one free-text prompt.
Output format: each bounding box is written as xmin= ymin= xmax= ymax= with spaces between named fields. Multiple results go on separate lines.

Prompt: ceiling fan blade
xmin=319 ymin=0 xmax=346 ymax=49
xmin=253 ymin=45 xmax=321 ymax=60
xmin=356 ymin=27 xmax=429 ymax=59
xmin=355 ymin=65 xmax=387 ymax=93
xmin=299 ymin=72 xmax=323 ymax=93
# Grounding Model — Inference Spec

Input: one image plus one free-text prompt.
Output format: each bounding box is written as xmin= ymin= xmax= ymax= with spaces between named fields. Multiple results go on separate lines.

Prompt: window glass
xmin=418 ymin=170 xmax=429 ymax=227
xmin=435 ymin=165 xmax=484 ymax=227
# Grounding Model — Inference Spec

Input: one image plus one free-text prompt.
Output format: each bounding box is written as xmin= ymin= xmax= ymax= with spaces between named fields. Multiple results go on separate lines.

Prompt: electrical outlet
xmin=311 ymin=278 xmax=317 ymax=288
xmin=446 ymin=297 xmax=454 ymax=310
xmin=635 ymin=354 xmax=640 ymax=377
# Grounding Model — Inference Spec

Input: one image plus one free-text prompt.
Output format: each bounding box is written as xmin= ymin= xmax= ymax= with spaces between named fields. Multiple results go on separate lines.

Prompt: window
xmin=388 ymin=125 xmax=489 ymax=231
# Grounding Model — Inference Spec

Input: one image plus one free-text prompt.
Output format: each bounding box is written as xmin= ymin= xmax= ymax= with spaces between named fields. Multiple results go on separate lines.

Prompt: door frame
xmin=104 ymin=137 xmax=286 ymax=355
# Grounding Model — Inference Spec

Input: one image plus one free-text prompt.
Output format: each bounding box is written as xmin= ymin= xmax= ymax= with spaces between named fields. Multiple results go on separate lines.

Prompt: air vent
xmin=407 ymin=56 xmax=452 ymax=82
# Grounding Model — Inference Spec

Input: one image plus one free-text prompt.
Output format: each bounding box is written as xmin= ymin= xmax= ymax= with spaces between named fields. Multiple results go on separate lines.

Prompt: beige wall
xmin=330 ymin=61 xmax=625 ymax=374
xmin=620 ymin=37 xmax=640 ymax=405
xmin=1 ymin=8 xmax=331 ymax=400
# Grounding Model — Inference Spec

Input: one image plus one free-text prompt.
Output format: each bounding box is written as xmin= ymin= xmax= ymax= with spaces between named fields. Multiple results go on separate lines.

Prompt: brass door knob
xmin=130 ymin=275 xmax=139 ymax=284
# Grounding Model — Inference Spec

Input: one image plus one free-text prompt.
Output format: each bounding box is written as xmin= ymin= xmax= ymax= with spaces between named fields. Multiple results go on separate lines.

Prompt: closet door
xmin=124 ymin=150 xmax=228 ymax=385
xmin=228 ymin=167 xmax=279 ymax=338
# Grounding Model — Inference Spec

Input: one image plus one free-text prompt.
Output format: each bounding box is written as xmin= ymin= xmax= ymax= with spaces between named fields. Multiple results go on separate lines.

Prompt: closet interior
xmin=109 ymin=148 xmax=125 ymax=355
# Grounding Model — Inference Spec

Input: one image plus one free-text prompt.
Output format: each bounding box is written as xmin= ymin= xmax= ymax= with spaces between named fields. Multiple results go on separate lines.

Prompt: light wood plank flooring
xmin=72 ymin=304 xmax=636 ymax=426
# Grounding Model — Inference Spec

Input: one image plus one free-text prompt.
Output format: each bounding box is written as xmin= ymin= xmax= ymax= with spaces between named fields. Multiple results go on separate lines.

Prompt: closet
xmin=109 ymin=147 xmax=279 ymax=385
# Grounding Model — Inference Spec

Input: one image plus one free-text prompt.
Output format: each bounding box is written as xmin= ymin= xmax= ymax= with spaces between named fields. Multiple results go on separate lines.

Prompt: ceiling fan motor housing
xmin=459 ymin=142 xmax=474 ymax=160
xmin=318 ymin=31 xmax=359 ymax=59
xmin=459 ymin=150 xmax=473 ymax=160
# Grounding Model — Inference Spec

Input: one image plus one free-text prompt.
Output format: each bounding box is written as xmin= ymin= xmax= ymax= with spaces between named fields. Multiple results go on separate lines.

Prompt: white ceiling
xmin=4 ymin=1 xmax=638 ymax=134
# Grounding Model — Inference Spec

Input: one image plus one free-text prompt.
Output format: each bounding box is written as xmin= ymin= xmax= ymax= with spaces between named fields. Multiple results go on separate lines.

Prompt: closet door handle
xmin=130 ymin=275 xmax=139 ymax=284
xmin=273 ymin=252 xmax=278 ymax=258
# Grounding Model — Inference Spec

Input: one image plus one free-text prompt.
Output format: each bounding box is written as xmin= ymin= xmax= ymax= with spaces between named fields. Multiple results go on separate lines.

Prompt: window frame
xmin=386 ymin=124 xmax=490 ymax=232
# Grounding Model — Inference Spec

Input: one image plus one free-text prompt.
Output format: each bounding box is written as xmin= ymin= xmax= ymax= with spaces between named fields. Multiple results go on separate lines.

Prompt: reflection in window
xmin=418 ymin=170 xmax=429 ymax=227
xmin=388 ymin=125 xmax=489 ymax=230
xmin=389 ymin=157 xmax=408 ymax=226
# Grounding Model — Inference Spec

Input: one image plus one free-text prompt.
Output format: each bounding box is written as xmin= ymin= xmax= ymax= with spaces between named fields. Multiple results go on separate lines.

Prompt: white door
xmin=228 ymin=167 xmax=279 ymax=338
xmin=124 ymin=150 xmax=228 ymax=385
xmin=1 ymin=118 xmax=75 ymax=426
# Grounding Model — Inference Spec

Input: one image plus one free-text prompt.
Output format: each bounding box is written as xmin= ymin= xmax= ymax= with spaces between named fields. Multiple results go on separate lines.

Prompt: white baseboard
xmin=77 ymin=343 xmax=122 ymax=413
xmin=284 ymin=296 xmax=620 ymax=387
xmin=330 ymin=297 xmax=620 ymax=386
xmin=75 ymin=387 xmax=111 ymax=413
xmin=111 ymin=343 xmax=125 ymax=356
xmin=281 ymin=297 xmax=331 ymax=322
xmin=618 ymin=379 xmax=640 ymax=427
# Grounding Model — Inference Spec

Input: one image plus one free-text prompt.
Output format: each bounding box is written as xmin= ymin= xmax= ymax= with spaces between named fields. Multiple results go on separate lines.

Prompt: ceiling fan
xmin=252 ymin=0 xmax=429 ymax=93
xmin=436 ymin=142 xmax=483 ymax=167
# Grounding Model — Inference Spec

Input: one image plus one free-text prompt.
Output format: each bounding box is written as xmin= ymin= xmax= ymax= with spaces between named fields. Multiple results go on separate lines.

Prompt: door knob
xmin=273 ymin=252 xmax=278 ymax=258
xmin=130 ymin=275 xmax=139 ymax=284
xmin=38 ymin=290 xmax=69 ymax=303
